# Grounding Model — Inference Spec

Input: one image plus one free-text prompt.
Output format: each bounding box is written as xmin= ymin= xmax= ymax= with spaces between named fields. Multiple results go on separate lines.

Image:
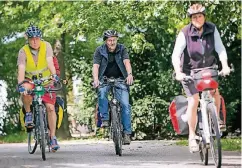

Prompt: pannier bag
xmin=169 ymin=95 xmax=227 ymax=135
xmin=169 ymin=95 xmax=189 ymax=135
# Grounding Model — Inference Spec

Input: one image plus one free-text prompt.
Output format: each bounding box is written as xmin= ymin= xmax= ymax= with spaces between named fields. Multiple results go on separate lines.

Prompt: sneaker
xmin=50 ymin=136 xmax=60 ymax=152
xmin=101 ymin=120 xmax=109 ymax=127
xmin=123 ymin=134 xmax=131 ymax=145
xmin=25 ymin=112 xmax=34 ymax=128
xmin=189 ymin=137 xmax=199 ymax=153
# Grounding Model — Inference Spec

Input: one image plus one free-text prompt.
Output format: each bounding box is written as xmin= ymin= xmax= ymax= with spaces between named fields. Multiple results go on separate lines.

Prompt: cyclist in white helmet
xmin=171 ymin=4 xmax=231 ymax=153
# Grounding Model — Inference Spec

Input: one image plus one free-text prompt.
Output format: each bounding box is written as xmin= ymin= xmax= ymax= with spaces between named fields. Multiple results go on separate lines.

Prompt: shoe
xmin=25 ymin=112 xmax=34 ymax=128
xmin=189 ymin=137 xmax=199 ymax=153
xmin=50 ymin=136 xmax=60 ymax=152
xmin=219 ymin=120 xmax=226 ymax=132
xmin=101 ymin=120 xmax=109 ymax=127
xmin=123 ymin=134 xmax=131 ymax=145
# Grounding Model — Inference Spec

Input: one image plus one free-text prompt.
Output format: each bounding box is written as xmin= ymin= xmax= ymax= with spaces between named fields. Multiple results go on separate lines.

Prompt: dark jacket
xmin=93 ymin=44 xmax=129 ymax=80
xmin=181 ymin=22 xmax=217 ymax=74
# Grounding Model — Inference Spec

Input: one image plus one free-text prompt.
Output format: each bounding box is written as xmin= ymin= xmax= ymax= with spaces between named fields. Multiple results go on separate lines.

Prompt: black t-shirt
xmin=104 ymin=52 xmax=123 ymax=78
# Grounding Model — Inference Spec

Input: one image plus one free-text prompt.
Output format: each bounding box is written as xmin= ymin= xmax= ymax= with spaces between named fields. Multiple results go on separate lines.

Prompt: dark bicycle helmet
xmin=187 ymin=4 xmax=206 ymax=17
xmin=25 ymin=24 xmax=42 ymax=38
xmin=103 ymin=30 xmax=118 ymax=41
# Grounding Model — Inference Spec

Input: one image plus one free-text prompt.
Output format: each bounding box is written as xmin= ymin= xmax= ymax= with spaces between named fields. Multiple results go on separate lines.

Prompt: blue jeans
xmin=98 ymin=82 xmax=132 ymax=134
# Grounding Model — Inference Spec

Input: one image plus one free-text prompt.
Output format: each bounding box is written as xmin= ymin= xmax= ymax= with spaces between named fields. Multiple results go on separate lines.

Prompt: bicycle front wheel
xmin=39 ymin=105 xmax=46 ymax=161
xmin=197 ymin=111 xmax=208 ymax=165
xmin=207 ymin=103 xmax=222 ymax=168
xmin=28 ymin=128 xmax=38 ymax=154
xmin=111 ymin=105 xmax=122 ymax=156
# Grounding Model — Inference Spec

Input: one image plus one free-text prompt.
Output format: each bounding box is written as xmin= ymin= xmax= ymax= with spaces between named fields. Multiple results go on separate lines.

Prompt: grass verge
xmin=0 ymin=132 xmax=27 ymax=144
xmin=176 ymin=138 xmax=241 ymax=151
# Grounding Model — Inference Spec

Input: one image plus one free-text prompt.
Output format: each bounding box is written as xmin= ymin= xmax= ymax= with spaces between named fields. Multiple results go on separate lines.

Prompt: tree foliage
xmin=0 ymin=1 xmax=240 ymax=138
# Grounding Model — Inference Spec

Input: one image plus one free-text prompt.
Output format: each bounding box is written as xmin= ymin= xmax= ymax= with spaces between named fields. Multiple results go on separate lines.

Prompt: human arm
xmin=122 ymin=47 xmax=133 ymax=85
xmin=171 ymin=31 xmax=187 ymax=80
xmin=214 ymin=26 xmax=230 ymax=76
xmin=92 ymin=48 xmax=101 ymax=88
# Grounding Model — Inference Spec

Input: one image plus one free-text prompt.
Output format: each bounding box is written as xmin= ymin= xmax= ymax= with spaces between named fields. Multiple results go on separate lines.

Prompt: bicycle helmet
xmin=25 ymin=24 xmax=42 ymax=38
xmin=187 ymin=4 xmax=206 ymax=17
xmin=103 ymin=30 xmax=118 ymax=41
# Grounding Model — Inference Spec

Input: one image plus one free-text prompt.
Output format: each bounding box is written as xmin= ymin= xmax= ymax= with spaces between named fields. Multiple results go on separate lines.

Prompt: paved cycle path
xmin=0 ymin=140 xmax=240 ymax=168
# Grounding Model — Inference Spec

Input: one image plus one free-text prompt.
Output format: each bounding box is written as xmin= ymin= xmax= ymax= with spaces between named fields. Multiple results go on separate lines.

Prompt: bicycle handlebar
xmin=101 ymin=77 xmax=127 ymax=85
xmin=173 ymin=64 xmax=235 ymax=82
xmin=18 ymin=78 xmax=62 ymax=94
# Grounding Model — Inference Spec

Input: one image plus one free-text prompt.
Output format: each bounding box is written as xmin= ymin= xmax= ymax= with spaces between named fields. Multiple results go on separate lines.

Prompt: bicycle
xmin=96 ymin=77 xmax=129 ymax=156
xmin=18 ymin=74 xmax=62 ymax=161
xmin=183 ymin=65 xmax=233 ymax=168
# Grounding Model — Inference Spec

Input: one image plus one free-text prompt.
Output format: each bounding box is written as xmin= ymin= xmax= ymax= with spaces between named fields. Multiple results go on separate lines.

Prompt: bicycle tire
xmin=116 ymin=109 xmax=123 ymax=156
xmin=28 ymin=128 xmax=38 ymax=154
xmin=197 ymin=111 xmax=209 ymax=165
xmin=111 ymin=105 xmax=122 ymax=156
xmin=43 ymin=109 xmax=51 ymax=153
xmin=198 ymin=134 xmax=208 ymax=165
xmin=39 ymin=105 xmax=46 ymax=161
xmin=207 ymin=103 xmax=222 ymax=168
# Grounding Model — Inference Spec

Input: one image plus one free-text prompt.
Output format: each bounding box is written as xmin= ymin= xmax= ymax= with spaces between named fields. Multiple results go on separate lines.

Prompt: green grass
xmin=0 ymin=132 xmax=28 ymax=144
xmin=176 ymin=138 xmax=241 ymax=151
xmin=0 ymin=131 xmax=241 ymax=152
xmin=0 ymin=131 xmax=104 ymax=144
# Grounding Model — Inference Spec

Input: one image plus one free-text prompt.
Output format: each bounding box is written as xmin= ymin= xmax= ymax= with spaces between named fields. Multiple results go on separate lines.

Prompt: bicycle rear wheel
xmin=207 ymin=103 xmax=222 ymax=168
xmin=39 ymin=105 xmax=46 ymax=161
xmin=111 ymin=105 xmax=122 ymax=156
xmin=28 ymin=128 xmax=38 ymax=154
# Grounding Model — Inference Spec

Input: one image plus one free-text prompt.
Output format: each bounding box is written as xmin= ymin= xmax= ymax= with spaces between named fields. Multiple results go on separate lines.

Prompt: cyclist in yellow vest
xmin=17 ymin=25 xmax=60 ymax=152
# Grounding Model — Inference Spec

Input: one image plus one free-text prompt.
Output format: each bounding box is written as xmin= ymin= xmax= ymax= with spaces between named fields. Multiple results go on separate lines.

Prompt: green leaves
xmin=0 ymin=1 xmax=240 ymax=137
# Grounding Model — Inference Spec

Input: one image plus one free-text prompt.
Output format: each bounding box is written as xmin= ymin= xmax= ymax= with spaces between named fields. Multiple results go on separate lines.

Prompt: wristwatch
xmin=128 ymin=72 xmax=132 ymax=76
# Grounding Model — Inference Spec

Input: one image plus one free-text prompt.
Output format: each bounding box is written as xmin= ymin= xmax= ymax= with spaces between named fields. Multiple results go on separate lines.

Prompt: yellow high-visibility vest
xmin=23 ymin=41 xmax=51 ymax=82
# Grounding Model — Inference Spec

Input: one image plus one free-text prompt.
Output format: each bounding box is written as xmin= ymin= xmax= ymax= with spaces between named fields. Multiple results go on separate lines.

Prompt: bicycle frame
xmin=100 ymin=77 xmax=126 ymax=156
xmin=195 ymin=70 xmax=220 ymax=147
xmin=32 ymin=84 xmax=49 ymax=135
xmin=101 ymin=77 xmax=126 ymax=108
xmin=199 ymin=90 xmax=216 ymax=145
xmin=19 ymin=75 xmax=62 ymax=160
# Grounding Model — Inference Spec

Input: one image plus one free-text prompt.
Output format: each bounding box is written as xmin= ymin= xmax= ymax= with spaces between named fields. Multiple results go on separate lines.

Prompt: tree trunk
xmin=55 ymin=32 xmax=71 ymax=139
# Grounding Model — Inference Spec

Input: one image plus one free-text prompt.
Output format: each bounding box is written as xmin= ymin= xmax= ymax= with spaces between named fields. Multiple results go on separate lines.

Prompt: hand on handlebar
xmin=126 ymin=74 xmax=134 ymax=85
xmin=219 ymin=63 xmax=235 ymax=76
xmin=219 ymin=66 xmax=231 ymax=76
xmin=18 ymin=85 xmax=28 ymax=95
xmin=93 ymin=79 xmax=100 ymax=88
xmin=51 ymin=74 xmax=60 ymax=82
xmin=175 ymin=72 xmax=186 ymax=81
